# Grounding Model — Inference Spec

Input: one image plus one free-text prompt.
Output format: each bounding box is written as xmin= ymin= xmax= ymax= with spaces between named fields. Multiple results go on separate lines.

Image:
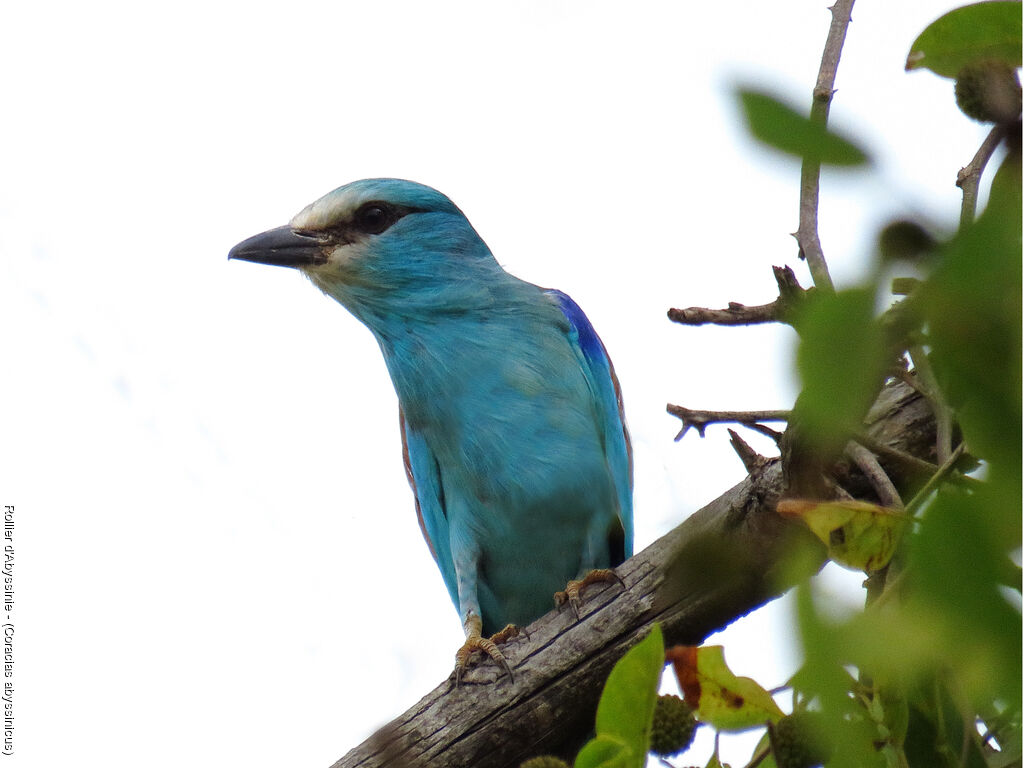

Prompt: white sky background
xmin=0 ymin=1 xmax=990 ymax=766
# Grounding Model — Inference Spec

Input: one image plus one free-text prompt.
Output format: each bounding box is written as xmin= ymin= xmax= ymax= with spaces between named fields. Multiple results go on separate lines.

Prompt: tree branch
xmin=794 ymin=0 xmax=856 ymax=293
xmin=956 ymin=124 xmax=1007 ymax=228
xmin=907 ymin=343 xmax=953 ymax=464
xmin=845 ymin=440 xmax=903 ymax=508
xmin=330 ymin=380 xmax=935 ymax=768
xmin=848 ymin=433 xmax=980 ymax=490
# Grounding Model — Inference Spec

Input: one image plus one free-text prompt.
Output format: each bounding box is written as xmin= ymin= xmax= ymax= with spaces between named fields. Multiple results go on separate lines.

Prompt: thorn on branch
xmin=728 ymin=429 xmax=768 ymax=474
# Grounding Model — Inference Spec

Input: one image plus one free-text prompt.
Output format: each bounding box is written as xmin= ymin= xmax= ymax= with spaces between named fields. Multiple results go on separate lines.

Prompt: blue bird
xmin=229 ymin=179 xmax=632 ymax=681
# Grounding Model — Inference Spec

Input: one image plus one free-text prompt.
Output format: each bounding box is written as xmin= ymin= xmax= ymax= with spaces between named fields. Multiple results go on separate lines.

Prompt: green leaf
xmin=575 ymin=624 xmax=664 ymax=768
xmin=749 ymin=730 xmax=777 ymax=768
xmin=574 ymin=736 xmax=632 ymax=768
xmin=667 ymin=645 xmax=784 ymax=731
xmin=736 ymin=87 xmax=870 ymax=166
xmin=906 ymin=1 xmax=1022 ymax=77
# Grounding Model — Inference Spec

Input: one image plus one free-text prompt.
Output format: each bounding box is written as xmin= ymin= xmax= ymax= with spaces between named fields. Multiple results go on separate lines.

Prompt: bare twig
xmin=794 ymin=0 xmax=856 ymax=293
xmin=956 ymin=124 xmax=1007 ymax=228
xmin=853 ymin=420 xmax=981 ymax=491
xmin=668 ymin=265 xmax=807 ymax=327
xmin=845 ymin=440 xmax=904 ymax=508
xmin=908 ymin=344 xmax=953 ymax=463
xmin=749 ymin=422 xmax=785 ymax=444
xmin=667 ymin=302 xmax=782 ymax=326
xmin=905 ymin=442 xmax=967 ymax=517
xmin=666 ymin=405 xmax=790 ymax=440
xmin=850 ymin=433 xmax=937 ymax=478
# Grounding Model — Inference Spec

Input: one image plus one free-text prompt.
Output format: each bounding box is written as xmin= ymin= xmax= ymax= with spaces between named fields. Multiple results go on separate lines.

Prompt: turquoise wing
xmin=399 ymin=409 xmax=459 ymax=611
xmin=545 ymin=289 xmax=634 ymax=558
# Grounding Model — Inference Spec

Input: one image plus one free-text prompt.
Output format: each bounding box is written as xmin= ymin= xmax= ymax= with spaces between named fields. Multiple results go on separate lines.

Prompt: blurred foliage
xmin=568 ymin=4 xmax=1021 ymax=767
xmin=791 ymin=287 xmax=891 ymax=453
xmin=877 ymin=220 xmax=939 ymax=263
xmin=737 ymin=88 xmax=870 ymax=166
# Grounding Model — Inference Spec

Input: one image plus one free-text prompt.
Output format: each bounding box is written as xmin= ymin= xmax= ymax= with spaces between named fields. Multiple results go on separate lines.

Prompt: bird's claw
xmin=453 ymin=616 xmax=516 ymax=686
xmin=554 ymin=568 xmax=625 ymax=618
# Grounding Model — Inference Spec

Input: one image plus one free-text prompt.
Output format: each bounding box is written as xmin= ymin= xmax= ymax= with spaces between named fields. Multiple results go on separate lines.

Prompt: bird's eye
xmin=353 ymin=203 xmax=397 ymax=236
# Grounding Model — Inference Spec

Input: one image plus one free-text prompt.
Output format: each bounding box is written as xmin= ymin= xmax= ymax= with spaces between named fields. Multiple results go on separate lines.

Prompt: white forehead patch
xmin=289 ymin=187 xmax=361 ymax=231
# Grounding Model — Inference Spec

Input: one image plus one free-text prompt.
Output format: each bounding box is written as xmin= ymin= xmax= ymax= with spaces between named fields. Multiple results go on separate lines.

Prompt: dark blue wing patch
xmin=547 ymin=289 xmax=604 ymax=363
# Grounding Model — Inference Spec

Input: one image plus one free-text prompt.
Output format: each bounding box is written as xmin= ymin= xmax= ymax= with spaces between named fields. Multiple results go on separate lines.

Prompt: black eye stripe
xmin=351 ymin=202 xmax=425 ymax=236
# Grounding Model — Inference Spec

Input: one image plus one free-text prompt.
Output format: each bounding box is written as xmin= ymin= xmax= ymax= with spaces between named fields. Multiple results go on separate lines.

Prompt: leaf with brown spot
xmin=777 ymin=499 xmax=909 ymax=572
xmin=666 ymin=645 xmax=783 ymax=732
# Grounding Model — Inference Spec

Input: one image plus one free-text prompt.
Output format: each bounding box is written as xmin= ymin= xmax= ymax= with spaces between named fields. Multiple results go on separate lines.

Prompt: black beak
xmin=228 ymin=225 xmax=329 ymax=268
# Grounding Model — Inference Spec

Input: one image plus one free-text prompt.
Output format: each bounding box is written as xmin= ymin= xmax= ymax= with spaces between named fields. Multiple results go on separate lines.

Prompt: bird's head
xmin=229 ymin=179 xmax=504 ymax=325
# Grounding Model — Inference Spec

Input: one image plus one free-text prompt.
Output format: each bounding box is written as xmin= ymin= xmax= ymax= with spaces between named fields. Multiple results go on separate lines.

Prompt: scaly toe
xmin=453 ymin=621 xmax=516 ymax=686
xmin=489 ymin=623 xmax=522 ymax=645
xmin=554 ymin=568 xmax=624 ymax=618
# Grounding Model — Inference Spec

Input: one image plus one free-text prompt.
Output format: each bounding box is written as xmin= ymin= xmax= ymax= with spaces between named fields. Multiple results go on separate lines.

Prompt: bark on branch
xmin=330 ymin=379 xmax=935 ymax=768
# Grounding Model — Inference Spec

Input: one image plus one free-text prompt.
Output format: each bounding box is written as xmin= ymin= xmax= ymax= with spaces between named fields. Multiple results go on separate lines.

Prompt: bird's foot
xmin=554 ymin=568 xmax=625 ymax=618
xmin=453 ymin=613 xmax=516 ymax=686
